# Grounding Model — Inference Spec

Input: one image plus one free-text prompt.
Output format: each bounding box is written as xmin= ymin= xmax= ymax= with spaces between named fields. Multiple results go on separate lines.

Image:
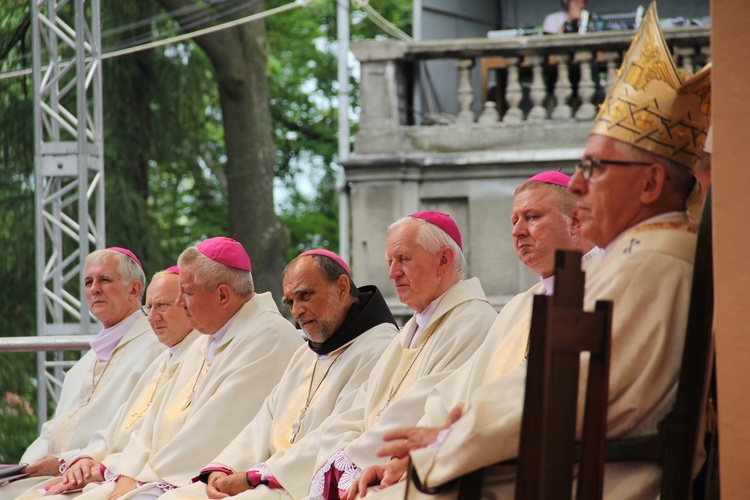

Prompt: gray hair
xmin=85 ymin=249 xmax=146 ymax=301
xmin=612 ymin=140 xmax=697 ymax=201
xmin=284 ymin=254 xmax=359 ymax=299
xmin=178 ymin=247 xmax=254 ymax=297
xmin=388 ymin=216 xmax=466 ymax=276
xmin=515 ymin=181 xmax=577 ymax=215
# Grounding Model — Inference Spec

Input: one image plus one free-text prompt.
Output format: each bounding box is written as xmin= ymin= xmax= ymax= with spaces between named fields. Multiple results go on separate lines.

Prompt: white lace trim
xmin=203 ymin=462 xmax=233 ymax=473
xmin=249 ymin=462 xmax=272 ymax=481
xmin=103 ymin=467 xmax=118 ymax=483
xmin=155 ymin=482 xmax=176 ymax=491
xmin=309 ymin=449 xmax=362 ymax=499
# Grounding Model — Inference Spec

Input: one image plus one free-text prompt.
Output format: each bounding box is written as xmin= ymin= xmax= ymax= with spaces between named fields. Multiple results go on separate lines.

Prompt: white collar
xmin=207 ymin=307 xmax=242 ymax=362
xmin=538 ymin=246 xmax=603 ymax=296
xmin=89 ymin=309 xmax=143 ymax=361
xmin=412 ymin=286 xmax=453 ymax=348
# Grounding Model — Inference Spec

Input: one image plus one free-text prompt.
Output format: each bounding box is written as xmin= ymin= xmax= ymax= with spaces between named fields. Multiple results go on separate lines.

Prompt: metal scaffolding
xmin=32 ymin=0 xmax=104 ymax=426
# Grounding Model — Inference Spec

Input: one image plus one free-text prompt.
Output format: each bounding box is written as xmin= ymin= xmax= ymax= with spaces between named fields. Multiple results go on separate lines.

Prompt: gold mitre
xmin=591 ymin=2 xmax=711 ymax=169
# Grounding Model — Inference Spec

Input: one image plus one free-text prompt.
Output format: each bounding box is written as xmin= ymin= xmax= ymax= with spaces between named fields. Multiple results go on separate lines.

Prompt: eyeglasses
xmin=575 ymin=158 xmax=654 ymax=181
xmin=141 ymin=301 xmax=176 ymax=316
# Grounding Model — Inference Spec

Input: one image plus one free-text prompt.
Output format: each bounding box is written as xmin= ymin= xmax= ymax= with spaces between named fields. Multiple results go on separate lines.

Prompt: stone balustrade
xmin=352 ymin=26 xmax=710 ymax=141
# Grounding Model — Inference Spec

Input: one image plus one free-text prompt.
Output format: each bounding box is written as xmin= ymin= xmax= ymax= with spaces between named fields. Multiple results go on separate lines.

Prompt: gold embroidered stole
xmin=482 ymin=308 xmax=534 ymax=384
xmin=270 ymin=351 xmax=342 ymax=454
xmin=367 ymin=318 xmax=442 ymax=427
xmin=49 ymin=350 xmax=124 ymax=453
xmin=152 ymin=357 xmax=210 ymax=452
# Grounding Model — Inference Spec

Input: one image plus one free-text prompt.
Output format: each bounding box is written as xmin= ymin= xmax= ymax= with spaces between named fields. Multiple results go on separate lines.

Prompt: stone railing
xmin=352 ymin=26 xmax=710 ymax=141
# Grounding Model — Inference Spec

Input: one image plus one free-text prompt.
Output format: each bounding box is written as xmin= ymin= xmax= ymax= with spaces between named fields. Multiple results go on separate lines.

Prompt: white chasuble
xmin=160 ymin=321 xmax=398 ymax=500
xmin=19 ymin=315 xmax=162 ymax=466
xmin=15 ymin=331 xmax=201 ymax=500
xmin=419 ymin=253 xmax=601 ymax=430
xmin=1 ymin=315 xmax=163 ymax=499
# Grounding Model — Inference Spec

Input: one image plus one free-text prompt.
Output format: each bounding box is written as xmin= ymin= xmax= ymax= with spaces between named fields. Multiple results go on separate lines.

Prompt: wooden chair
xmin=428 ymin=250 xmax=612 ymax=500
xmin=514 ymin=250 xmax=613 ymax=500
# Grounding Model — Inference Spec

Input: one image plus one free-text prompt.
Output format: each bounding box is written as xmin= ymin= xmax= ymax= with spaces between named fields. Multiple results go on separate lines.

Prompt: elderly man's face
xmin=175 ymin=265 xmax=222 ymax=335
xmin=283 ymin=258 xmax=349 ymax=343
xmin=145 ymin=274 xmax=192 ymax=347
xmin=569 ymin=135 xmax=649 ymax=248
xmin=84 ymin=256 xmax=139 ymax=329
xmin=386 ymin=221 xmax=445 ymax=313
xmin=511 ymin=186 xmax=577 ymax=278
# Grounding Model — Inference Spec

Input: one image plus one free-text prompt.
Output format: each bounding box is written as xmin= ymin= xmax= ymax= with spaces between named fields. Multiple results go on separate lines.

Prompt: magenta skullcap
xmin=196 ymin=236 xmax=252 ymax=271
xmin=410 ymin=211 xmax=462 ymax=249
xmin=299 ymin=249 xmax=350 ymax=275
xmin=163 ymin=265 xmax=180 ymax=275
xmin=107 ymin=247 xmax=142 ymax=268
xmin=524 ymin=171 xmax=571 ymax=187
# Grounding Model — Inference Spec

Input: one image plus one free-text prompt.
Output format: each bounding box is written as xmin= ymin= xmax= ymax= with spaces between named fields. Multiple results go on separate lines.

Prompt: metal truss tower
xmin=31 ymin=0 xmax=104 ymax=425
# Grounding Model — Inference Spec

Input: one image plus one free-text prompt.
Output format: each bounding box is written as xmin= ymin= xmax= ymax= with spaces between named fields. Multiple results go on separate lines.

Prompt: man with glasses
xmin=70 ymin=237 xmax=300 ymax=499
xmin=344 ymin=4 xmax=711 ymax=499
xmin=2 ymin=248 xmax=164 ymax=498
xmin=24 ymin=266 xmax=200 ymax=498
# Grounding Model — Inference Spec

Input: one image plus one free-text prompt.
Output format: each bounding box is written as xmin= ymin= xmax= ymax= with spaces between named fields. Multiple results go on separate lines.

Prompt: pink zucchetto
xmin=525 ymin=171 xmax=571 ymax=187
xmin=299 ymin=249 xmax=350 ymax=275
xmin=196 ymin=236 xmax=252 ymax=271
xmin=163 ymin=265 xmax=180 ymax=275
xmin=410 ymin=211 xmax=462 ymax=250
xmin=107 ymin=247 xmax=142 ymax=268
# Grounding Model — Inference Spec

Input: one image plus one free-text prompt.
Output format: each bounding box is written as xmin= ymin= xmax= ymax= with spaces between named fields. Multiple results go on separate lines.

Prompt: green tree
xmin=0 ymin=0 xmax=41 ymax=461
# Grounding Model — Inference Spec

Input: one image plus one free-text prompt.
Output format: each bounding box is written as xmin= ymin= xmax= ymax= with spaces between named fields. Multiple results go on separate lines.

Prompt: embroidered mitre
xmin=591 ymin=1 xmax=711 ymax=169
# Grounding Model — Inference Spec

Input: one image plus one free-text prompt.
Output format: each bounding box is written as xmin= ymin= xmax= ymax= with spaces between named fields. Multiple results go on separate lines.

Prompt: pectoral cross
xmin=376 ymin=400 xmax=390 ymax=420
xmin=125 ymin=409 xmax=145 ymax=429
xmin=290 ymin=409 xmax=306 ymax=444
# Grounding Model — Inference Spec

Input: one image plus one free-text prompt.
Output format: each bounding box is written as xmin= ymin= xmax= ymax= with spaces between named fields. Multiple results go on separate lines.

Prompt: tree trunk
xmin=157 ymin=0 xmax=288 ymax=299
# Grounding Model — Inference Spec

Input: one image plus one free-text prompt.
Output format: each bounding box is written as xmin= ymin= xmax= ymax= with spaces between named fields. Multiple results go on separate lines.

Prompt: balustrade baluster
xmin=574 ymin=51 xmax=597 ymax=120
xmin=503 ymin=57 xmax=523 ymax=124
xmin=551 ymin=54 xmax=572 ymax=120
xmin=676 ymin=47 xmax=696 ymax=74
xmin=528 ymin=55 xmax=547 ymax=121
xmin=456 ymin=59 xmax=475 ymax=125
xmin=601 ymin=51 xmax=620 ymax=96
xmin=478 ymin=101 xmax=500 ymax=125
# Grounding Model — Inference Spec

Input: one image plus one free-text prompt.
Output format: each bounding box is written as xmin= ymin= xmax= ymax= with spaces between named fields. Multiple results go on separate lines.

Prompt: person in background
xmin=544 ymin=0 xmax=588 ymax=34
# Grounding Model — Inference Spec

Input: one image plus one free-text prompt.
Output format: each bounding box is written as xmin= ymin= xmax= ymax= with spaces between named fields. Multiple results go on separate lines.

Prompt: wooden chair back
xmin=514 ymin=250 xmax=613 ymax=500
